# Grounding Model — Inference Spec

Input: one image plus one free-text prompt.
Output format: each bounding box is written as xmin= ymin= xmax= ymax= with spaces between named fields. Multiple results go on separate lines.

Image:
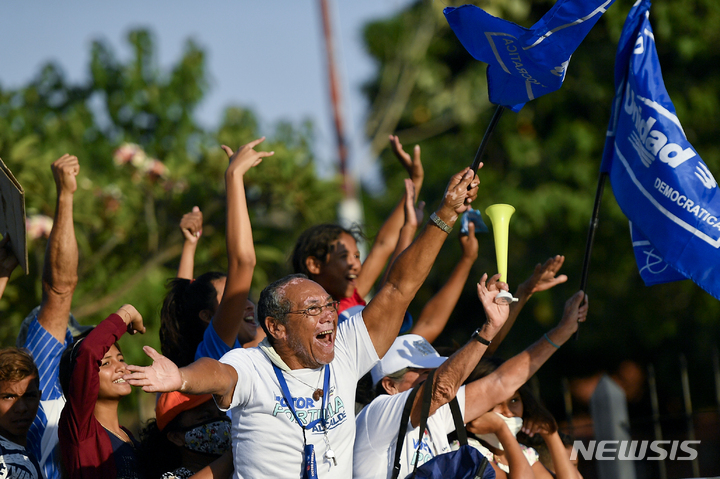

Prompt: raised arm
xmin=409 ymin=221 xmax=479 ymax=343
xmin=356 ymin=135 xmax=424 ymax=297
xmin=62 ymin=305 xmax=144 ymax=443
xmin=409 ymin=273 xmax=508 ymax=426
xmin=37 ymin=154 xmax=79 ymax=342
xmin=211 ymin=139 xmax=273 ymax=347
xmin=485 ymin=255 xmax=567 ymax=355
xmin=378 ymin=179 xmax=424 ymax=287
xmin=124 ymin=347 xmax=238 ymax=409
xmin=364 ymin=166 xmax=479 ymax=358
xmin=0 ymin=235 xmax=19 ymax=301
xmin=536 ymin=431 xmax=578 ymax=479
xmin=177 ymin=206 xmax=203 ymax=280
xmin=463 ymin=290 xmax=587 ymax=422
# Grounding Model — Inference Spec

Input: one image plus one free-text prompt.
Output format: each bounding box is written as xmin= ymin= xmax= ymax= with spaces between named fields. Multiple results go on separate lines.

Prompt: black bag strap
xmin=450 ymin=396 xmax=491 ymax=478
xmin=391 ymin=383 xmax=421 ymax=479
xmin=410 ymin=369 xmax=436 ymax=477
xmin=392 ymin=371 xmax=474 ymax=479
xmin=449 ymin=396 xmax=468 ymax=446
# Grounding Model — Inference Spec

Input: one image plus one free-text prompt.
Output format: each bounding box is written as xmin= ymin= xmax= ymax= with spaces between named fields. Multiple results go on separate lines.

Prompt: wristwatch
xmin=429 ymin=212 xmax=452 ymax=234
xmin=471 ymin=328 xmax=492 ymax=346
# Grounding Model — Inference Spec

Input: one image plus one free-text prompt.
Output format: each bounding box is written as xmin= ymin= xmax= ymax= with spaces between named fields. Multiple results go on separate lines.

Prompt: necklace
xmin=98 ymin=420 xmax=131 ymax=444
xmin=287 ymin=369 xmax=324 ymax=401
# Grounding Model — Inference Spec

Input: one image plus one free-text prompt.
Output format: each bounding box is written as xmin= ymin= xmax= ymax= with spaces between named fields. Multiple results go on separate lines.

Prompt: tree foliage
xmin=0 ymin=30 xmax=342 ymax=372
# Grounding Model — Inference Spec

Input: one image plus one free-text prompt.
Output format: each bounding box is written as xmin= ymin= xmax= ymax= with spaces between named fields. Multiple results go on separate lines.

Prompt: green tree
xmin=0 ymin=30 xmax=341 ymax=399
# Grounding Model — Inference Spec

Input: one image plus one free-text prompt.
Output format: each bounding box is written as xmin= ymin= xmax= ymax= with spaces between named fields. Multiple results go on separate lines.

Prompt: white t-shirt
xmin=220 ymin=312 xmax=379 ymax=479
xmin=353 ymin=386 xmax=466 ymax=479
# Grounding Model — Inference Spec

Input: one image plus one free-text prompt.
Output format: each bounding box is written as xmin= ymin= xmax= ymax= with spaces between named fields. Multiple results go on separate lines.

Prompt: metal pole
xmin=648 ymin=364 xmax=667 ymax=479
xmin=575 ymin=171 xmax=608 ymax=339
xmin=713 ymin=347 xmax=720 ymax=412
xmin=470 ymin=105 xmax=505 ymax=172
xmin=680 ymin=354 xmax=700 ymax=477
xmin=319 ymin=0 xmax=352 ymax=198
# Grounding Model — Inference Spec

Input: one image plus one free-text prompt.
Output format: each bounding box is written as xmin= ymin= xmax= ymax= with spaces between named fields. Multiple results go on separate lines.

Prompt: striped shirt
xmin=23 ymin=314 xmax=72 ymax=479
xmin=0 ymin=434 xmax=42 ymax=479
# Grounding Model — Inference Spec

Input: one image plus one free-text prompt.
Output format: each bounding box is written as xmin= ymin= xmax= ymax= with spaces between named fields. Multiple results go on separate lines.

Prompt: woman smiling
xmin=59 ymin=304 xmax=146 ymax=479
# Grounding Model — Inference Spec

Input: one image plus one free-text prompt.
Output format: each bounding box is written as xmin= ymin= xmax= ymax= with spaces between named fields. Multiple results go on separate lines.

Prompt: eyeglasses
xmin=286 ymin=301 xmax=340 ymax=317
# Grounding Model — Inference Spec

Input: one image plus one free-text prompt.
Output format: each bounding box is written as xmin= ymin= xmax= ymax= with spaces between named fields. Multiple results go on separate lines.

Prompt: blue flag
xmin=630 ymin=222 xmax=686 ymax=286
xmin=444 ymin=0 xmax=615 ymax=112
xmin=602 ymin=0 xmax=720 ymax=299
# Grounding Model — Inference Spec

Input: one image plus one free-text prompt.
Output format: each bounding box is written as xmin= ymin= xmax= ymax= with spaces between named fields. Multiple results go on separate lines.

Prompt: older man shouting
xmin=125 ymin=140 xmax=481 ymax=479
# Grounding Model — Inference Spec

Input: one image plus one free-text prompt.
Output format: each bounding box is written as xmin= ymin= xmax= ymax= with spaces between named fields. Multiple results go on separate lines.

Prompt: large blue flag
xmin=602 ymin=0 xmax=720 ymax=299
xmin=630 ymin=222 xmax=686 ymax=286
xmin=444 ymin=0 xmax=615 ymax=112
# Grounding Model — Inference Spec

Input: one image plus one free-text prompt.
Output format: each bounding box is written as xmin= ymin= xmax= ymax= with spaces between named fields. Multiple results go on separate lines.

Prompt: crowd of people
xmin=0 ymin=136 xmax=588 ymax=478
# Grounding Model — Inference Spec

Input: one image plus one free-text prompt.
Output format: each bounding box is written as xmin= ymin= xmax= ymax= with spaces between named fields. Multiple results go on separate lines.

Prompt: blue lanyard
xmin=273 ymin=364 xmax=332 ymax=479
xmin=272 ymin=364 xmax=331 ymax=432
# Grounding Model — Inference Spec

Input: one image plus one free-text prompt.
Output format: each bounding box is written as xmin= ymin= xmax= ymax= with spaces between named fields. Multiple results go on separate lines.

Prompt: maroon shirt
xmin=59 ymin=314 xmax=140 ymax=479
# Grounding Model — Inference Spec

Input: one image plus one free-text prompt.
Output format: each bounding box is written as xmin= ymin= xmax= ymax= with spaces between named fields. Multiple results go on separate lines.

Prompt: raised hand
xmin=520 ymin=416 xmax=554 ymax=437
xmin=439 ymin=168 xmax=480 ymax=221
xmin=124 ymin=346 xmax=183 ymax=393
xmin=0 ymin=235 xmax=19 ymax=279
xmin=51 ymin=154 xmax=79 ymax=195
xmin=518 ymin=255 xmax=567 ymax=297
xmin=555 ymin=291 xmax=588 ymax=338
xmin=467 ymin=411 xmax=508 ymax=435
xmin=402 ymin=179 xmax=426 ymax=228
xmin=222 ymin=137 xmax=274 ymax=177
xmin=389 ymin=135 xmax=423 ymax=187
xmin=459 ymin=222 xmax=479 ymax=261
xmin=414 ymin=200 xmax=426 ymax=225
xmin=180 ymin=206 xmax=203 ymax=244
xmin=114 ymin=304 xmax=146 ymax=335
xmin=477 ymin=273 xmax=510 ymax=335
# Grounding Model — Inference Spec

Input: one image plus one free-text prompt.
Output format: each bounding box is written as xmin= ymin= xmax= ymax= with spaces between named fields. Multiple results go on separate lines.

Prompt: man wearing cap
xmin=18 ymin=154 xmax=84 ymax=479
xmin=353 ymin=276 xmax=588 ymax=478
xmin=126 ymin=167 xmax=480 ymax=479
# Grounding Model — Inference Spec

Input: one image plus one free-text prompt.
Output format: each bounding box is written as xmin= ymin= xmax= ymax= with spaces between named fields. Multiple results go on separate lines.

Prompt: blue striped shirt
xmin=23 ymin=314 xmax=72 ymax=479
xmin=0 ymin=434 xmax=42 ymax=479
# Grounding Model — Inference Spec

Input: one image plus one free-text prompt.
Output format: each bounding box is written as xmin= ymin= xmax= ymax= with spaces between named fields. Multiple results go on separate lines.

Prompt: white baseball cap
xmin=371 ymin=334 xmax=447 ymax=385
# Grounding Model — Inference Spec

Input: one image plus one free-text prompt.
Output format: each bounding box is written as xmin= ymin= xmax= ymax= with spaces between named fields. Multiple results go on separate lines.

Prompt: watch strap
xmin=471 ymin=328 xmax=492 ymax=346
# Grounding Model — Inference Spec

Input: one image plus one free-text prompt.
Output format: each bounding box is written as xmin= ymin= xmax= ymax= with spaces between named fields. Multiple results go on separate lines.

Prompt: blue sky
xmin=0 ymin=0 xmax=415 ymax=188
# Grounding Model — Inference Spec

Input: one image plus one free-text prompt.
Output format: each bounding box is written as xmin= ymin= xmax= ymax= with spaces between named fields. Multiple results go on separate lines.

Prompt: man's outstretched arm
xmin=364 ymin=166 xmax=480 ymax=358
xmin=37 ymin=154 xmax=79 ymax=342
xmin=409 ymin=221 xmax=479 ymax=343
xmin=125 ymin=346 xmax=238 ymax=409
xmin=409 ymin=274 xmax=509 ymax=427
xmin=356 ymin=135 xmax=424 ymax=297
